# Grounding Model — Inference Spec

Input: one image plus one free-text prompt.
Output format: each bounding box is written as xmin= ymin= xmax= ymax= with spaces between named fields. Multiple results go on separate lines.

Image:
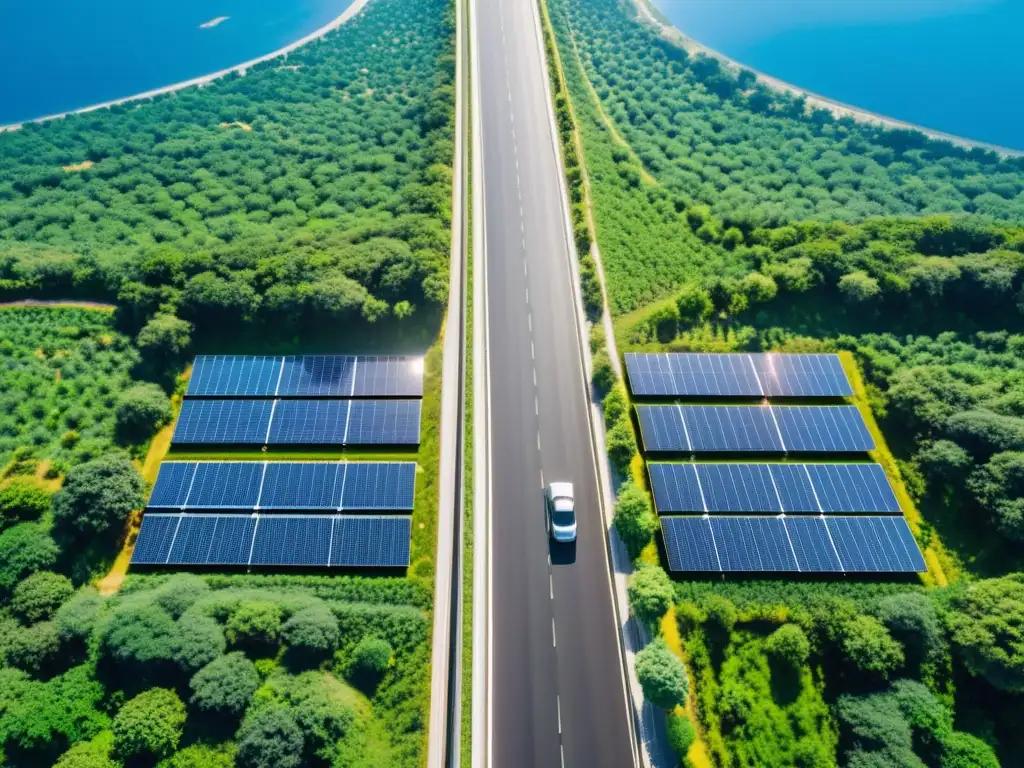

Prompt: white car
xmin=545 ymin=482 xmax=577 ymax=543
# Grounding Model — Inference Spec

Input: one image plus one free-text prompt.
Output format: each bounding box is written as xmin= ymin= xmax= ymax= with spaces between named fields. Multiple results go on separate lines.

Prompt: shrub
xmin=841 ymin=614 xmax=905 ymax=678
xmin=282 ymin=606 xmax=340 ymax=665
xmin=613 ymin=481 xmax=657 ymax=558
xmin=172 ymin=612 xmax=226 ymax=675
xmin=112 ymin=687 xmax=186 ymax=762
xmin=627 ymin=565 xmax=674 ymax=628
xmin=0 ymin=522 xmax=59 ymax=593
xmin=115 ymin=383 xmax=173 ymax=444
xmin=12 ymin=570 xmax=74 ymax=623
xmin=874 ymin=592 xmax=943 ymax=663
xmin=52 ymin=453 xmax=145 ymax=540
xmin=190 ymin=652 xmax=260 ymax=719
xmin=636 ymin=638 xmax=689 ymax=710
xmin=939 ymin=731 xmax=1000 ymax=768
xmin=592 ymin=351 xmax=615 ymax=396
xmin=0 ymin=479 xmax=52 ymax=529
xmin=675 ymin=282 xmax=713 ymax=326
xmin=946 ymin=576 xmax=1024 ymax=692
xmin=235 ymin=707 xmax=305 ymax=768
xmin=157 ymin=743 xmax=237 ymax=768
xmin=700 ymin=595 xmax=738 ymax=634
xmin=647 ymin=302 xmax=680 ymax=343
xmin=227 ymin=601 xmax=282 ymax=655
xmin=764 ymin=624 xmax=811 ymax=667
xmin=55 ymin=589 xmax=103 ymax=653
xmin=150 ymin=573 xmax=210 ymax=618
xmin=666 ymin=711 xmax=696 ymax=758
xmin=6 ymin=619 xmax=62 ymax=674
xmin=606 ymin=418 xmax=636 ymax=477
xmin=602 ymin=386 xmax=627 ymax=428
xmin=350 ymin=635 xmax=394 ymax=676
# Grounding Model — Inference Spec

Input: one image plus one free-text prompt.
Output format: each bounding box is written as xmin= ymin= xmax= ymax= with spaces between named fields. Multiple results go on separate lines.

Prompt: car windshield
xmin=551 ymin=509 xmax=575 ymax=527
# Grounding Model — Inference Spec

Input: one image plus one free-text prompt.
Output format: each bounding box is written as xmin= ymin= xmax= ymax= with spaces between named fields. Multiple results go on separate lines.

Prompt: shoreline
xmin=0 ymin=0 xmax=373 ymax=133
xmin=633 ymin=0 xmax=1022 ymax=158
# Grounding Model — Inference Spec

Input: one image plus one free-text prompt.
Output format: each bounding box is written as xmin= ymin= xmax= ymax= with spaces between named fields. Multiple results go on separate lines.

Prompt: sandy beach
xmin=0 ymin=0 xmax=373 ymax=133
xmin=633 ymin=0 xmax=1022 ymax=158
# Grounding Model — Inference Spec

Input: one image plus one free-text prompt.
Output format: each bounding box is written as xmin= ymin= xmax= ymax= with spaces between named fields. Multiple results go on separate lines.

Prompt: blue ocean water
xmin=652 ymin=0 xmax=1024 ymax=150
xmin=0 ymin=0 xmax=355 ymax=124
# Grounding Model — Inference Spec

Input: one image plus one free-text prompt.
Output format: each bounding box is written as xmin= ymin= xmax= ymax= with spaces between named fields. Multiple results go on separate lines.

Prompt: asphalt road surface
xmin=476 ymin=0 xmax=635 ymax=765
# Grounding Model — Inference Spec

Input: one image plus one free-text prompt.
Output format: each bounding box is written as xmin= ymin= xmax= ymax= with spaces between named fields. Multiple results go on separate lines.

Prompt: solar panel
xmin=187 ymin=356 xmax=282 ymax=397
xmin=131 ymin=515 xmax=181 ymax=564
xmin=259 ymin=462 xmax=341 ymax=510
xmin=330 ymin=516 xmax=412 ymax=567
xmin=756 ymin=354 xmax=852 ymax=398
xmin=659 ymin=514 xmax=925 ymax=573
xmin=826 ymin=517 xmax=926 ymax=572
xmin=345 ymin=400 xmax=422 ymax=445
xmin=186 ymin=462 xmax=263 ymax=509
xmin=636 ymin=406 xmax=692 ymax=452
xmin=710 ymin=516 xmax=798 ymax=571
xmin=625 ymin=353 xmax=852 ymax=398
xmin=352 ymin=357 xmax=424 ymax=398
xmin=277 ymin=356 xmax=356 ymax=398
xmin=173 ymin=399 xmax=273 ymax=445
xmin=773 ymin=406 xmax=874 ymax=453
xmin=147 ymin=463 xmax=197 ymax=509
xmin=249 ymin=515 xmax=333 ymax=566
xmin=805 ymin=464 xmax=900 ymax=513
xmin=340 ymin=462 xmax=417 ymax=510
xmin=625 ymin=353 xmax=762 ymax=397
xmin=268 ymin=400 xmax=349 ymax=444
xmin=784 ymin=516 xmax=843 ymax=572
xmin=648 ymin=462 xmax=897 ymax=515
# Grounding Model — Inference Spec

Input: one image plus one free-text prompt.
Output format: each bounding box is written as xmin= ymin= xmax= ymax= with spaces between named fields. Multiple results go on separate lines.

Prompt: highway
xmin=472 ymin=0 xmax=636 ymax=765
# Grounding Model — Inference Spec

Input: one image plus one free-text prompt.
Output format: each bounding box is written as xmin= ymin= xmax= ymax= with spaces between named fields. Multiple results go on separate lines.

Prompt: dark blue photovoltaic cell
xmin=626 ymin=353 xmax=762 ymax=397
xmin=774 ymin=406 xmax=874 ymax=453
xmin=685 ymin=407 xmax=782 ymax=453
xmin=352 ymin=357 xmax=424 ymax=398
xmin=699 ymin=464 xmax=781 ymax=512
xmin=166 ymin=515 xmax=220 ymax=564
xmin=147 ymin=463 xmax=196 ymax=508
xmin=806 ymin=464 xmax=899 ymax=513
xmin=636 ymin=406 xmax=690 ymax=452
xmin=187 ymin=356 xmax=282 ymax=397
xmin=826 ymin=517 xmax=926 ymax=572
xmin=756 ymin=354 xmax=852 ymax=397
xmin=259 ymin=463 xmax=341 ymax=510
xmin=331 ymin=516 xmax=411 ymax=567
xmin=648 ymin=464 xmax=704 ymax=513
xmin=131 ymin=515 xmax=181 ymax=564
xmin=768 ymin=465 xmax=820 ymax=513
xmin=250 ymin=516 xmax=333 ymax=566
xmin=345 ymin=400 xmax=422 ymax=445
xmin=277 ymin=356 xmax=355 ymax=397
xmin=268 ymin=400 xmax=349 ymax=444
xmin=660 ymin=517 xmax=719 ymax=571
xmin=784 ymin=517 xmax=843 ymax=572
xmin=173 ymin=399 xmax=273 ymax=445
xmin=341 ymin=462 xmax=416 ymax=510
xmin=187 ymin=462 xmax=263 ymax=509
xmin=204 ymin=516 xmax=259 ymax=565
xmin=710 ymin=517 xmax=797 ymax=571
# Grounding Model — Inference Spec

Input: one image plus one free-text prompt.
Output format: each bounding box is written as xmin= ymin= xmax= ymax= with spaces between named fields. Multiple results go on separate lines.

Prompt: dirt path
xmin=0 ymin=299 xmax=115 ymax=310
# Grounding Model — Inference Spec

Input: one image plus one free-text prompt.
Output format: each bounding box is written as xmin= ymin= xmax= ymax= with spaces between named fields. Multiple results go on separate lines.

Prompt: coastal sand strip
xmin=633 ymin=0 xmax=1022 ymax=157
xmin=0 ymin=0 xmax=374 ymax=132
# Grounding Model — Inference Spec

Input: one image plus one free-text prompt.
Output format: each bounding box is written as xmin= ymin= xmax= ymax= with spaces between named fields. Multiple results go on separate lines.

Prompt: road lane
xmin=475 ymin=0 xmax=635 ymax=765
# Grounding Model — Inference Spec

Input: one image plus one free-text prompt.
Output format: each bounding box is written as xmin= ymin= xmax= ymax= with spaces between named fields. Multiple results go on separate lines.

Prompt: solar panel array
xmin=172 ymin=399 xmax=422 ymax=446
xmin=187 ymin=355 xmax=424 ymax=398
xmin=625 ymin=352 xmax=852 ymax=398
xmin=660 ymin=515 xmax=925 ymax=573
xmin=648 ymin=462 xmax=899 ymax=515
xmin=131 ymin=513 xmax=411 ymax=567
xmin=148 ymin=461 xmax=416 ymax=511
xmin=636 ymin=405 xmax=873 ymax=454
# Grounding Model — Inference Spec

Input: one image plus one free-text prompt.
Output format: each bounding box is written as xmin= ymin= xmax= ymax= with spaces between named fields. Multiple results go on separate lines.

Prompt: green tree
xmin=939 ymin=731 xmax=1000 ymax=768
xmin=0 ymin=479 xmax=52 ymax=529
xmin=840 ymin=614 xmax=905 ymax=678
xmin=700 ymin=594 xmax=738 ymax=634
xmin=282 ymin=605 xmax=340 ymax=665
xmin=156 ymin=743 xmax=237 ymax=768
xmin=627 ymin=565 xmax=674 ymax=628
xmin=0 ymin=522 xmax=58 ymax=594
xmin=53 ymin=732 xmax=117 ymax=768
xmin=6 ymin=619 xmax=62 ymax=674
xmin=114 ymin=383 xmax=173 ymax=444
xmin=602 ymin=386 xmax=627 ymax=429
xmin=764 ymin=624 xmax=811 ymax=667
xmin=52 ymin=454 xmax=145 ymax=539
xmin=349 ymin=635 xmax=394 ymax=679
xmin=190 ymin=652 xmax=260 ymax=719
xmin=741 ymin=272 xmax=778 ymax=304
xmin=675 ymin=282 xmax=713 ymax=326
xmin=635 ymin=639 xmax=689 ymax=710
xmin=967 ymin=451 xmax=1024 ymax=539
xmin=113 ymin=688 xmax=186 ymax=762
xmin=946 ymin=576 xmax=1024 ymax=692
xmin=613 ymin=481 xmax=658 ymax=558
xmin=235 ymin=707 xmax=304 ymax=768
xmin=666 ymin=711 xmax=695 ymax=759
xmin=172 ymin=612 xmax=226 ymax=675
xmin=227 ymin=601 xmax=282 ymax=655
xmin=12 ymin=570 xmax=74 ymax=623
xmin=917 ymin=440 xmax=973 ymax=484
xmin=55 ymin=589 xmax=103 ymax=653
xmin=839 ymin=270 xmax=882 ymax=303
xmin=592 ymin=350 xmax=616 ymax=395
xmin=135 ymin=313 xmax=192 ymax=373
xmin=606 ymin=418 xmax=636 ymax=477
xmin=874 ymin=592 xmax=943 ymax=664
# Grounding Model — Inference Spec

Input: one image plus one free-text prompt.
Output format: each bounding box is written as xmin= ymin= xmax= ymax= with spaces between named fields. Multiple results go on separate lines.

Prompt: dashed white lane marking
xmin=551 ymin=618 xmax=557 ymax=647
xmin=525 ymin=287 xmax=529 ymax=305
xmin=537 ymin=431 xmax=541 ymax=451
xmin=528 ymin=314 xmax=532 ymax=332
xmin=531 ymin=340 xmax=535 ymax=359
xmin=549 ymin=571 xmax=554 ymax=600
xmin=557 ymin=695 xmax=562 ymax=733
xmin=560 ymin=743 xmax=566 ymax=768
xmin=533 ymin=368 xmax=537 ymax=386
xmin=535 ymin=396 xmax=540 ymax=416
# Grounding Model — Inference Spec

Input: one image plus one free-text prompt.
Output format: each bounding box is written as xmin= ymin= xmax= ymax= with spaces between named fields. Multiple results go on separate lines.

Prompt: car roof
xmin=548 ymin=481 xmax=574 ymax=498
